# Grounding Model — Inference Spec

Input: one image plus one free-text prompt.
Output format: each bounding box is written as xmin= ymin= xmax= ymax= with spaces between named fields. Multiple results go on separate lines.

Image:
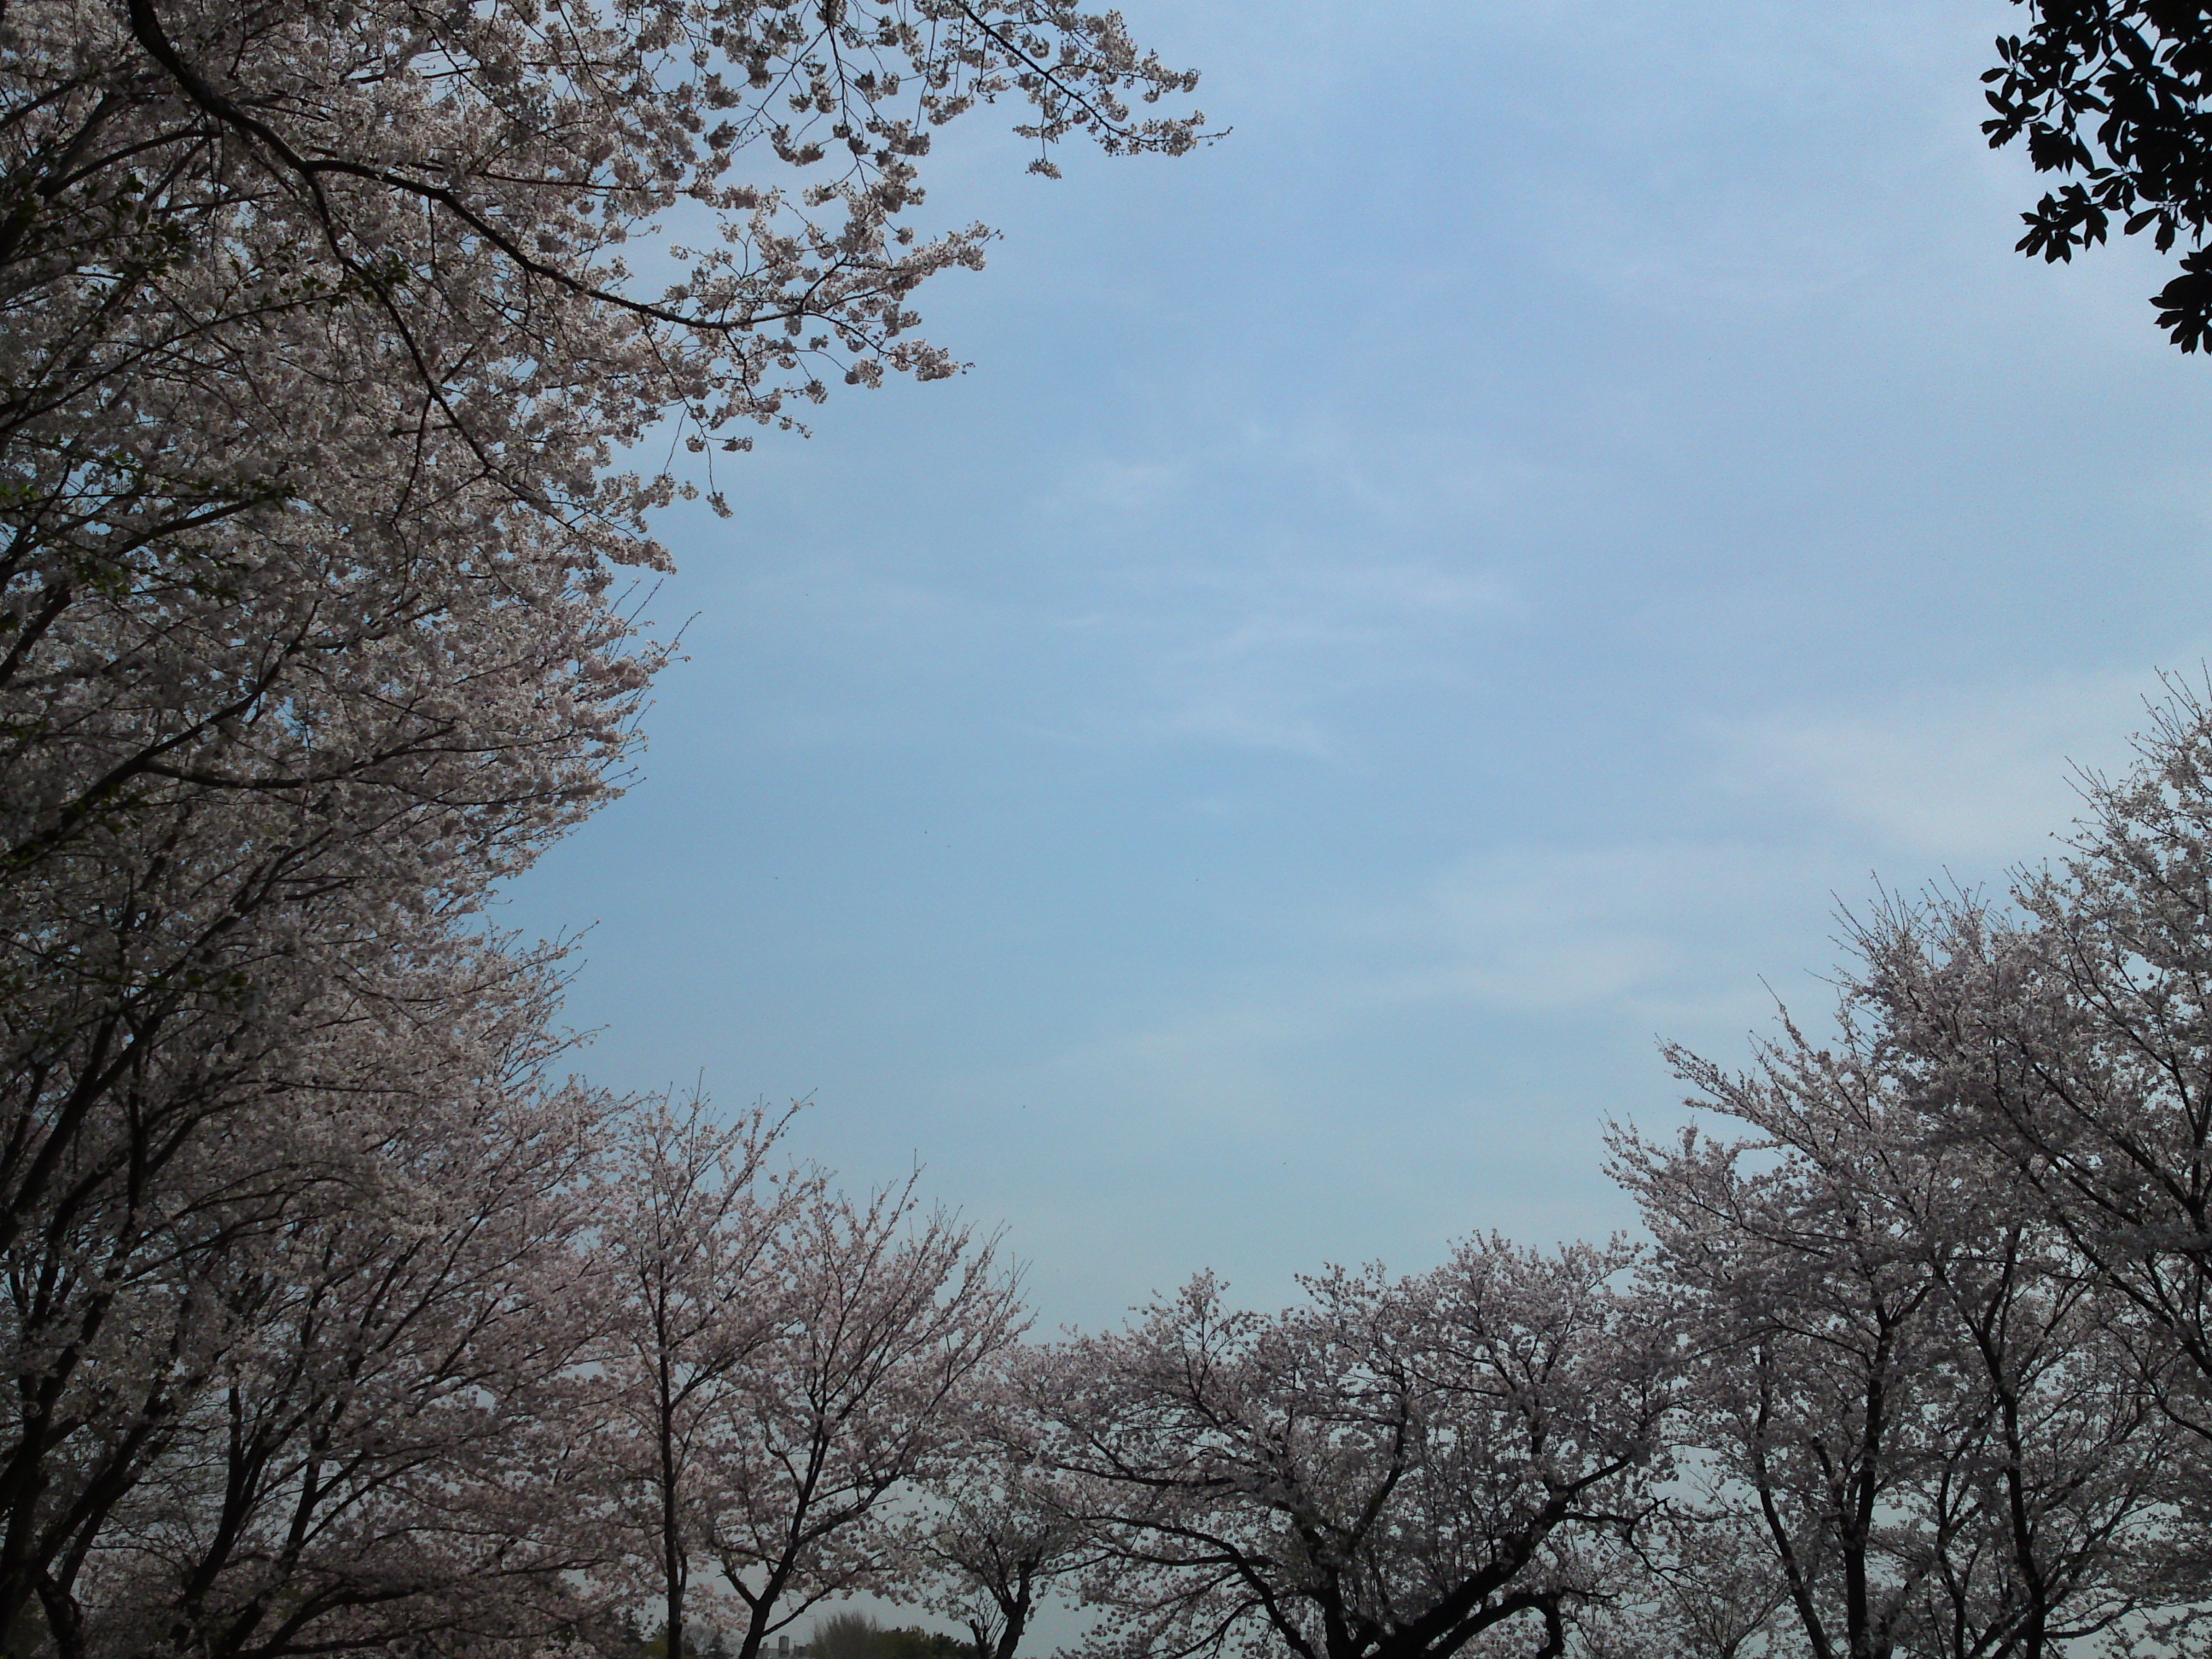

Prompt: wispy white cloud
xmin=1004 ymin=671 xmax=2199 ymax=1132
xmin=1098 ymin=551 xmax=1521 ymax=757
xmin=1406 ymin=841 xmax=1833 ymax=1025
xmin=985 ymin=840 xmax=1843 ymax=1147
xmin=1708 ymin=672 xmax=2162 ymax=861
xmin=1045 ymin=457 xmax=1189 ymax=513
xmin=706 ymin=417 xmax=1539 ymax=757
xmin=1012 ymin=422 xmax=1542 ymax=756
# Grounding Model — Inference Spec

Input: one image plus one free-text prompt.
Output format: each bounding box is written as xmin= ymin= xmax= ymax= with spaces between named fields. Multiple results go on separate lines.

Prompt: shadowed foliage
xmin=1985 ymin=2 xmax=2212 ymax=347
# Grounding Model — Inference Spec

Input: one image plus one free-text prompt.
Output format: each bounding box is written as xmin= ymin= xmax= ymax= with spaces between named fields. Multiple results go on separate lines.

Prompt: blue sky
xmin=501 ymin=0 xmax=2212 ymax=1331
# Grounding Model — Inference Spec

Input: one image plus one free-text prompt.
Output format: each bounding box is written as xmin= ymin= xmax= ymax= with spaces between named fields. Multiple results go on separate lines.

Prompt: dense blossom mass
xmin=0 ymin=0 xmax=1196 ymax=1652
xmin=9 ymin=3 xmax=2212 ymax=1659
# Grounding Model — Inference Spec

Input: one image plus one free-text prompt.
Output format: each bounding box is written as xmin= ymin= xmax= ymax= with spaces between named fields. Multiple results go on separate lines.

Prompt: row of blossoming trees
xmin=9 ymin=3 xmax=2212 ymax=1659
xmin=924 ymin=699 xmax=2212 ymax=1659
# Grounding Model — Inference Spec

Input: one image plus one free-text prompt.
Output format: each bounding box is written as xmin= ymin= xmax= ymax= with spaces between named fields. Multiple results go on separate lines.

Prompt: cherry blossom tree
xmin=904 ymin=1376 xmax=1097 ymax=1659
xmin=1845 ymin=686 xmax=2212 ymax=1469
xmin=3 ymin=935 xmax=620 ymax=1659
xmin=0 ymin=0 xmax=1205 ymax=1406
xmin=703 ymin=1180 xmax=1024 ymax=1659
xmin=597 ymin=1094 xmax=825 ymax=1659
xmin=1025 ymin=1240 xmax=1676 ymax=1659
xmin=1575 ymin=1506 xmax=1787 ymax=1659
xmin=1617 ymin=991 xmax=2192 ymax=1659
xmin=617 ymin=1172 xmax=1026 ymax=1659
xmin=0 ymin=4 xmax=1202 ymax=1650
xmin=0 ymin=0 xmax=1204 ymax=1248
xmin=0 ymin=0 xmax=1207 ymax=900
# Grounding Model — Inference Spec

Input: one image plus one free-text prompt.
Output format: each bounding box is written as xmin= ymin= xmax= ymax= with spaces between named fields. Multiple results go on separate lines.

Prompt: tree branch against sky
xmin=1985 ymin=1 xmax=2212 ymax=348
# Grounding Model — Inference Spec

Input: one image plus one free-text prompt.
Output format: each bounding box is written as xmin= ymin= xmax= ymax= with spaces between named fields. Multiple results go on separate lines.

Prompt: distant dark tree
xmin=879 ymin=1628 xmax=972 ymax=1659
xmin=808 ymin=1615 xmax=968 ymax=1659
xmin=809 ymin=1612 xmax=888 ymax=1659
xmin=1983 ymin=3 xmax=2212 ymax=348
